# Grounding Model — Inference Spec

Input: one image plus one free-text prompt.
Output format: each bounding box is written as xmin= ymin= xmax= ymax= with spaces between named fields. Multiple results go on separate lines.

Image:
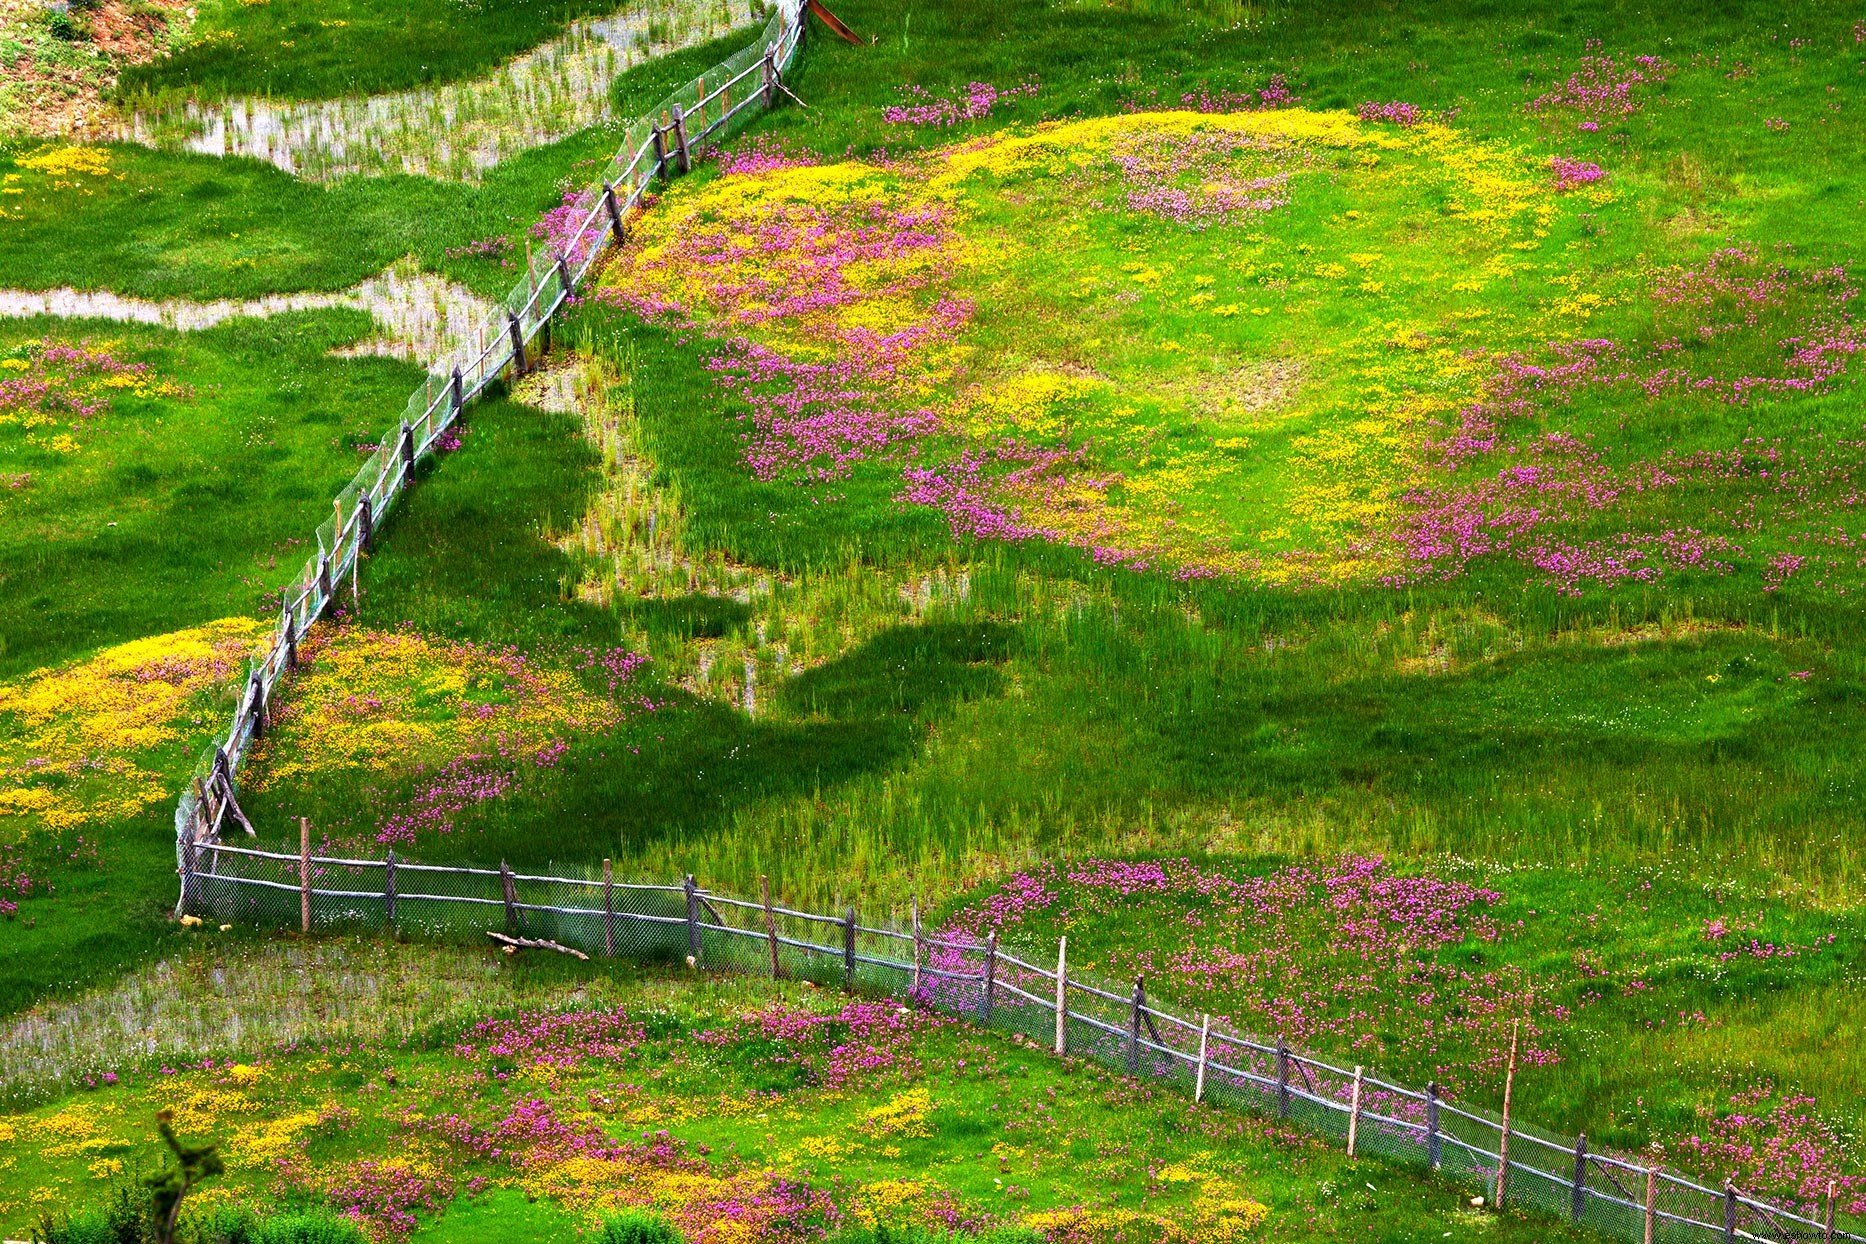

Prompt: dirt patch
xmin=0 ymin=0 xmax=190 ymax=137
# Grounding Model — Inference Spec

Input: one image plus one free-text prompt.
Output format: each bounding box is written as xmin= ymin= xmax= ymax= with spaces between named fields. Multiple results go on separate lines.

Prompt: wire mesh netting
xmin=171 ymin=0 xmax=807 ymax=864
xmin=178 ymin=844 xmax=1866 ymax=1244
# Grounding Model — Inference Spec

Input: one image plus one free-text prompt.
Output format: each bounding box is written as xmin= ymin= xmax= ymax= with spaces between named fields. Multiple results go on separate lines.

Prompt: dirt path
xmin=104 ymin=0 xmax=757 ymax=181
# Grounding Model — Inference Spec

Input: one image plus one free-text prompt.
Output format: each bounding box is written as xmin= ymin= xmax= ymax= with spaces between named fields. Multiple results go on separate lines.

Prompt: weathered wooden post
xmin=1194 ymin=1013 xmax=1210 ymax=1103
xmin=602 ymin=180 xmax=626 ymax=244
xmin=383 ymin=849 xmax=397 ymax=927
xmin=694 ymin=75 xmax=707 ymax=129
xmin=1348 ymin=1066 xmax=1365 ymax=1160
xmin=683 ymin=873 xmax=700 ymax=966
xmin=399 ymin=420 xmax=415 ymax=488
xmin=1496 ymin=1020 xmax=1520 ymax=1210
xmin=1826 ymin=1180 xmax=1838 ymax=1244
xmin=651 ymin=123 xmax=669 ymax=181
xmin=1571 ymin=1133 xmax=1588 ymax=1225
xmin=910 ymin=897 xmax=922 ymax=993
xmin=358 ymin=492 xmax=373 ymax=551
xmin=247 ymin=671 xmax=267 ymax=739
xmin=843 ymin=906 xmax=856 ymax=991
xmin=1643 ymin=1166 xmax=1657 ymax=1244
xmin=316 ymin=551 xmax=332 ymax=608
xmin=1426 ymin=1082 xmax=1442 ymax=1169
xmin=760 ymin=875 xmax=779 ymax=978
xmin=178 ymin=834 xmax=198 ymax=918
xmin=282 ymin=603 xmax=297 ymax=670
xmin=1126 ymin=979 xmax=1144 ymax=1074
xmin=1052 ymin=937 xmax=1067 ymax=1055
xmin=507 ymin=313 xmax=527 ymax=375
xmin=1723 ymin=1184 xmax=1737 ymax=1243
xmin=554 ymin=250 xmax=573 ymax=299
xmin=761 ymin=46 xmax=777 ymax=108
xmin=1276 ymin=1040 xmax=1291 ymax=1118
xmin=500 ymin=860 xmax=518 ymax=934
xmin=670 ymin=103 xmax=691 ymax=174
xmin=602 ymin=858 xmax=616 ymax=958
xmin=450 ymin=366 xmax=464 ymax=419
xmin=299 ymin=816 xmax=312 ymax=934
xmin=978 ymin=932 xmax=997 ymax=1022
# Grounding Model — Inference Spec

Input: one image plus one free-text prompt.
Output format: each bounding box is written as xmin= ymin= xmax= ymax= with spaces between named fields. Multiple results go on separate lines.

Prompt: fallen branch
xmin=487 ymin=931 xmax=589 ymax=960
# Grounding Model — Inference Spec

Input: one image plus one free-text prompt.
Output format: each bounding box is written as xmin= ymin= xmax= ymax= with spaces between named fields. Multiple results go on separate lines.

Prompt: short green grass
xmin=117 ymin=0 xmax=627 ymax=102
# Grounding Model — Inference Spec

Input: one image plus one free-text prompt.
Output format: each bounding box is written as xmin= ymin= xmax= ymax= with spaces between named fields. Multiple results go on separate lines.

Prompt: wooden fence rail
xmin=178 ymin=843 xmax=1860 ymax=1244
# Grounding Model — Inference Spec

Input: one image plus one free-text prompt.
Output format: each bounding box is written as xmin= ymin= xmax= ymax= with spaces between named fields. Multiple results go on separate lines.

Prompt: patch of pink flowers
xmin=1529 ymin=52 xmax=1672 ymax=122
xmin=454 ymin=1006 xmax=647 ymax=1070
xmin=694 ymin=1000 xmax=949 ymax=1089
xmin=1550 ymin=156 xmax=1605 ymax=190
xmin=716 ymin=133 xmax=819 ymax=175
xmin=1675 ymin=1084 xmax=1866 ymax=1217
xmin=883 ymin=79 xmax=1038 ymax=127
xmin=1358 ymin=100 xmax=1423 ymax=127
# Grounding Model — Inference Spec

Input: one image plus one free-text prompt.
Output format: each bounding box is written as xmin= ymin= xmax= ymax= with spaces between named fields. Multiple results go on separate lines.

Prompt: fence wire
xmin=178 ymin=843 xmax=1865 ymax=1244
xmin=172 ymin=0 xmax=807 ymax=860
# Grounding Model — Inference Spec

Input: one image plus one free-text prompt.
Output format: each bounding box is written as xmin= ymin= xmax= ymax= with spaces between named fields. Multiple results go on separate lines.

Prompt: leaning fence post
xmin=843 ymin=906 xmax=856 ymax=991
xmin=1276 ymin=1040 xmax=1291 ymax=1118
xmin=651 ymin=123 xmax=669 ymax=181
xmin=602 ymin=181 xmax=626 ymax=244
xmin=1643 ymin=1166 xmax=1657 ymax=1244
xmin=1126 ymin=979 xmax=1144 ymax=1074
xmin=383 ymin=849 xmax=397 ymax=928
xmin=1194 ymin=1013 xmax=1210 ymax=1103
xmin=670 ymin=103 xmax=691 ymax=174
xmin=507 ymin=313 xmax=527 ymax=376
xmin=298 ymin=817 xmax=311 ymax=934
xmin=978 ymin=932 xmax=997 ymax=1022
xmin=910 ymin=897 xmax=922 ymax=993
xmin=1571 ymin=1132 xmax=1588 ymax=1225
xmin=500 ymin=860 xmax=518 ymax=934
xmin=1723 ymin=1184 xmax=1737 ymax=1243
xmin=602 ymin=858 xmax=616 ymax=958
xmin=1053 ymin=936 xmax=1067 ymax=1056
xmin=1348 ymin=1065 xmax=1364 ymax=1159
xmin=554 ymin=250 xmax=573 ymax=300
xmin=1496 ymin=1019 xmax=1520 ymax=1210
xmin=760 ymin=875 xmax=779 ymax=977
xmin=761 ymin=46 xmax=777 ymax=108
xmin=683 ymin=873 xmax=700 ymax=966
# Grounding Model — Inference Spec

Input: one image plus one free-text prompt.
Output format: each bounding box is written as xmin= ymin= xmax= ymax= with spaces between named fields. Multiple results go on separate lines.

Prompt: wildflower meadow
xmin=3 ymin=0 xmax=1866 ymax=1239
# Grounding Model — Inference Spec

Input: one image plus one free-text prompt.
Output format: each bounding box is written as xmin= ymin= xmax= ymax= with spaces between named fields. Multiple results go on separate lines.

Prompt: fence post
xmin=178 ymin=835 xmax=198 ymax=918
xmin=1825 ymin=1180 xmax=1836 ymax=1244
xmin=761 ymin=46 xmax=777 ymax=108
xmin=1053 ymin=936 xmax=1067 ymax=1056
xmin=651 ymin=124 xmax=669 ymax=181
xmin=843 ymin=906 xmax=857 ymax=991
xmin=298 ymin=817 xmax=311 ymax=934
xmin=1348 ymin=1065 xmax=1364 ymax=1159
xmin=358 ymin=492 xmax=373 ymax=551
xmin=383 ymin=849 xmax=397 ymax=928
xmin=501 ymin=861 xmax=518 ymax=934
xmin=1194 ymin=1013 xmax=1209 ymax=1103
xmin=683 ymin=874 xmax=700 ymax=966
xmin=282 ymin=604 xmax=297 ymax=670
xmin=317 ymin=552 xmax=332 ymax=607
xmin=670 ymin=103 xmax=691 ymax=174
xmin=507 ymin=313 xmax=527 ymax=376
xmin=910 ymin=897 xmax=922 ymax=993
xmin=247 ymin=671 xmax=266 ymax=739
xmin=450 ymin=366 xmax=464 ymax=419
xmin=1126 ymin=979 xmax=1144 ymax=1074
xmin=761 ymin=874 xmax=779 ymax=977
xmin=1644 ymin=1166 xmax=1657 ymax=1244
xmin=399 ymin=420 xmax=415 ymax=488
xmin=978 ymin=932 xmax=997 ymax=1023
xmin=1723 ymin=1184 xmax=1737 ymax=1243
xmin=602 ymin=181 xmax=626 ymax=244
xmin=1496 ymin=1020 xmax=1520 ymax=1210
xmin=1276 ymin=1040 xmax=1291 ymax=1118
xmin=1426 ymin=1081 xmax=1442 ymax=1169
xmin=554 ymin=250 xmax=573 ymax=300
xmin=1571 ymin=1132 xmax=1588 ymax=1225
xmin=603 ymin=858 xmax=616 ymax=958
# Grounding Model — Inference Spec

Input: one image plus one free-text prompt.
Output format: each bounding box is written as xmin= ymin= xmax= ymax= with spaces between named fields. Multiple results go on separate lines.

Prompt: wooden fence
xmin=178 ymin=839 xmax=1862 ymax=1244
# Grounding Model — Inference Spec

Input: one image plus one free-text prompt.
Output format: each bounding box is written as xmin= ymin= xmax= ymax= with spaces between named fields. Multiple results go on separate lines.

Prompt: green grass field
xmin=4 ymin=0 xmax=1866 ymax=1238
